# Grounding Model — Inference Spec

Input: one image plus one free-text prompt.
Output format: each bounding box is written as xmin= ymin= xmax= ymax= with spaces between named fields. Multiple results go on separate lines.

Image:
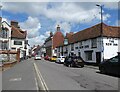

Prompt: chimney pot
xmin=57 ymin=25 xmax=60 ymax=31
xmin=11 ymin=21 xmax=18 ymax=28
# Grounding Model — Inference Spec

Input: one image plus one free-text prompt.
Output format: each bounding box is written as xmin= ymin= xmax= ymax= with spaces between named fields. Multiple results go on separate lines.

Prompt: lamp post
xmin=0 ymin=5 xmax=2 ymax=17
xmin=96 ymin=4 xmax=104 ymax=62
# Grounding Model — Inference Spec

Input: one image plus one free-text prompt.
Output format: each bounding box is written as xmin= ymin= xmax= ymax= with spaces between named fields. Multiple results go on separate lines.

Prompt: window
xmin=79 ymin=42 xmax=82 ymax=46
xmin=85 ymin=45 xmax=89 ymax=48
xmin=91 ymin=38 xmax=97 ymax=48
xmin=58 ymin=48 xmax=60 ymax=52
xmin=65 ymin=47 xmax=68 ymax=52
xmin=55 ymin=49 xmax=57 ymax=53
xmin=14 ymin=41 xmax=22 ymax=45
xmin=12 ymin=48 xmax=16 ymax=50
xmin=1 ymin=27 xmax=8 ymax=38
xmin=75 ymin=47 xmax=78 ymax=49
xmin=113 ymin=44 xmax=118 ymax=46
xmin=71 ymin=44 xmax=74 ymax=51
xmin=78 ymin=52 xmax=81 ymax=57
xmin=0 ymin=42 xmax=8 ymax=50
xmin=85 ymin=51 xmax=93 ymax=61
xmin=109 ymin=56 xmax=118 ymax=63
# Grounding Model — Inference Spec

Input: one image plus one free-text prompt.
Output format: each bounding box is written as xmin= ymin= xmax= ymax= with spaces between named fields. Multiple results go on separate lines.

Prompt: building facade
xmin=56 ymin=23 xmax=119 ymax=64
xmin=0 ymin=18 xmax=29 ymax=61
xmin=44 ymin=25 xmax=64 ymax=57
xmin=10 ymin=21 xmax=28 ymax=60
xmin=0 ymin=17 xmax=11 ymax=61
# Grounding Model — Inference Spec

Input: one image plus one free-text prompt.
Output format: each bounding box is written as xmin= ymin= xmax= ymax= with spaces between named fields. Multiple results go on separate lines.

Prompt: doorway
xmin=96 ymin=52 xmax=101 ymax=64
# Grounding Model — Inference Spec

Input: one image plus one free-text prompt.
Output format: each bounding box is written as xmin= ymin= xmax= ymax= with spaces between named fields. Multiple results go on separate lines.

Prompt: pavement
xmin=84 ymin=65 xmax=99 ymax=70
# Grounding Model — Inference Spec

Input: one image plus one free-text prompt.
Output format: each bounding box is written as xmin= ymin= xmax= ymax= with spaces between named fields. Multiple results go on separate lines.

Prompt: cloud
xmin=55 ymin=21 xmax=71 ymax=35
xmin=2 ymin=2 xmax=117 ymax=46
xmin=28 ymin=35 xmax=45 ymax=46
xmin=3 ymin=2 xmax=112 ymax=24
xmin=115 ymin=20 xmax=120 ymax=26
xmin=20 ymin=16 xmax=41 ymax=38
xmin=28 ymin=30 xmax=51 ymax=46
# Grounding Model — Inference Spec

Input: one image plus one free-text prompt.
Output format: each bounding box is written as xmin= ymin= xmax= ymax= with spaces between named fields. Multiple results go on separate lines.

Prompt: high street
xmin=2 ymin=58 xmax=119 ymax=91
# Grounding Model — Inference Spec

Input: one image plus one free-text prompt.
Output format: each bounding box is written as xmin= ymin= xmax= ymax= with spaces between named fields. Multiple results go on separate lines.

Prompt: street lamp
xmin=96 ymin=4 xmax=104 ymax=62
xmin=0 ymin=5 xmax=2 ymax=17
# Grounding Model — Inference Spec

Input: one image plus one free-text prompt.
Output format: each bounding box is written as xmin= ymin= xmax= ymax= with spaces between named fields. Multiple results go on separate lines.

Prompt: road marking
xmin=34 ymin=76 xmax=39 ymax=91
xmin=33 ymin=63 xmax=49 ymax=92
xmin=9 ymin=78 xmax=22 ymax=82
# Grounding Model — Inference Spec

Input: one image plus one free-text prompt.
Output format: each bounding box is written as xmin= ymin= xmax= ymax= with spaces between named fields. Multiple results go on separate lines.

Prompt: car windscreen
xmin=109 ymin=56 xmax=118 ymax=62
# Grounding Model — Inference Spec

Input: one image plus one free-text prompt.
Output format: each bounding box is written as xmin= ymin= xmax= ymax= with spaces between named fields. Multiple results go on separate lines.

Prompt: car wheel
xmin=100 ymin=67 xmax=106 ymax=74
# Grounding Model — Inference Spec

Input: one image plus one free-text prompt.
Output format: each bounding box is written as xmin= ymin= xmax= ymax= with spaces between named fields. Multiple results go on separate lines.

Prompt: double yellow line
xmin=33 ymin=63 xmax=49 ymax=92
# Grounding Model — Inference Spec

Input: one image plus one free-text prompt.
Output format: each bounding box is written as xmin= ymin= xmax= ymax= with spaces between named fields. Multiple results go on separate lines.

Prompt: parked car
xmin=34 ymin=55 xmax=41 ymax=60
xmin=56 ymin=56 xmax=65 ymax=64
xmin=44 ymin=55 xmax=50 ymax=60
xmin=99 ymin=55 xmax=120 ymax=76
xmin=50 ymin=56 xmax=57 ymax=62
xmin=64 ymin=56 xmax=84 ymax=67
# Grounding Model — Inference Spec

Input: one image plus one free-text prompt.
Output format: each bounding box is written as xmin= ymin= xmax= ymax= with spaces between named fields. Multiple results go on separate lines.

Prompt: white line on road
xmin=33 ymin=63 xmax=49 ymax=92
xmin=9 ymin=78 xmax=22 ymax=82
xmin=34 ymin=76 xmax=39 ymax=91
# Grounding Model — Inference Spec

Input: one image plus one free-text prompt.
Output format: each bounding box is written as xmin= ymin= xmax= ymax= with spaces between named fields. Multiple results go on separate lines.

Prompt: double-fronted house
xmin=56 ymin=23 xmax=119 ymax=64
xmin=44 ymin=25 xmax=64 ymax=57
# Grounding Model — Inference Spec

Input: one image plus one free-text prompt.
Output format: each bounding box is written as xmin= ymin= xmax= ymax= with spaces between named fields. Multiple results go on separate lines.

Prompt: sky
xmin=0 ymin=1 xmax=119 ymax=47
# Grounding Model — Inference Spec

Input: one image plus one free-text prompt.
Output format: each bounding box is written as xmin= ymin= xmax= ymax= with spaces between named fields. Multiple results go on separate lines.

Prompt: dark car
xmin=99 ymin=55 xmax=120 ymax=76
xmin=64 ymin=56 xmax=84 ymax=68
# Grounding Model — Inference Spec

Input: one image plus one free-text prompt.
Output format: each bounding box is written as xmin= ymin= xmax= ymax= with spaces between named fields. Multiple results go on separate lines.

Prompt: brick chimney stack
xmin=0 ymin=17 xmax=2 ymax=23
xmin=11 ymin=21 xmax=19 ymax=28
xmin=66 ymin=32 xmax=74 ymax=38
xmin=57 ymin=25 xmax=60 ymax=31
xmin=50 ymin=31 xmax=53 ymax=37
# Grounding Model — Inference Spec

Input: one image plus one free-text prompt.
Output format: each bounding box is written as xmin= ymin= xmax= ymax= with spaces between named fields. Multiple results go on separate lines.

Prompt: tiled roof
xmin=57 ymin=23 xmax=119 ymax=47
xmin=11 ymin=26 xmax=26 ymax=39
xmin=68 ymin=23 xmax=120 ymax=44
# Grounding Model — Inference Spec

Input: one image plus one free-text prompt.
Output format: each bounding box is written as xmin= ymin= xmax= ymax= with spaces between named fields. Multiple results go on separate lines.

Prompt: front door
xmin=96 ymin=52 xmax=101 ymax=64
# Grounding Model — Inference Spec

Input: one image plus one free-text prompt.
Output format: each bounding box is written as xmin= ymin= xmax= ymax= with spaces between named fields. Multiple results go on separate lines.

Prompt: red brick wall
xmin=53 ymin=31 xmax=64 ymax=49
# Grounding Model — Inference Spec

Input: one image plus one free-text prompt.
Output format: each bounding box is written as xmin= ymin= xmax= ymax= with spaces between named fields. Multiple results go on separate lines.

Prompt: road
xmin=2 ymin=58 xmax=119 ymax=91
xmin=2 ymin=59 xmax=38 ymax=90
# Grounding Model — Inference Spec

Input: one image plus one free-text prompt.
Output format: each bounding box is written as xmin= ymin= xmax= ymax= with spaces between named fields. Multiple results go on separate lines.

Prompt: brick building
xmin=44 ymin=25 xmax=64 ymax=57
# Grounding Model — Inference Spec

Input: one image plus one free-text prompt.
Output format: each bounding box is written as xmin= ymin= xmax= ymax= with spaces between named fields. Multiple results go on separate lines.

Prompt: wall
xmin=103 ymin=37 xmax=118 ymax=59
xmin=11 ymin=38 xmax=25 ymax=58
xmin=1 ymin=21 xmax=11 ymax=50
xmin=0 ymin=50 xmax=20 ymax=62
xmin=57 ymin=37 xmax=103 ymax=63
xmin=45 ymin=40 xmax=52 ymax=48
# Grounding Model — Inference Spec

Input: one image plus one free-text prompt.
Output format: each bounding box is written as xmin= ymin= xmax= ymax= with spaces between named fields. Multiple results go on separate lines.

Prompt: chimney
xmin=11 ymin=21 xmax=18 ymax=28
xmin=50 ymin=31 xmax=53 ymax=36
xmin=66 ymin=32 xmax=74 ymax=38
xmin=0 ymin=17 xmax=2 ymax=23
xmin=57 ymin=25 xmax=60 ymax=31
